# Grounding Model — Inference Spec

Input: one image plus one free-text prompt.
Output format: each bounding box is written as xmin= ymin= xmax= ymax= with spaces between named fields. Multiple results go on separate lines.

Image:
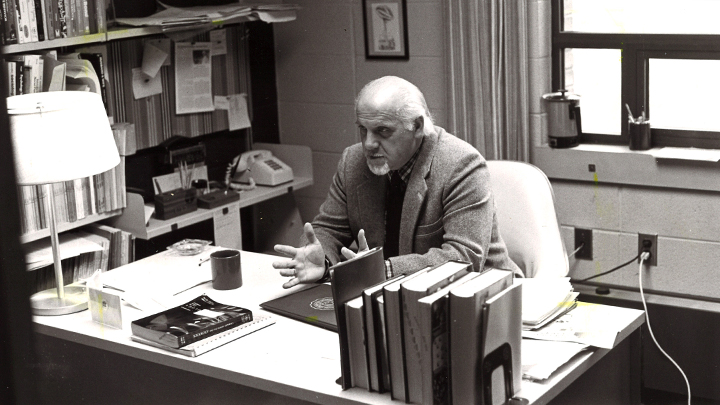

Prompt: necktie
xmin=384 ymin=171 xmax=405 ymax=259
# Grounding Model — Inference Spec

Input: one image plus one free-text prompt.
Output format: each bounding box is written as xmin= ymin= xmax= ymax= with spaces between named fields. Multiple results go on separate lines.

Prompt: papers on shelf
xmin=521 ymin=339 xmax=589 ymax=381
xmin=24 ymin=232 xmax=105 ymax=271
xmin=522 ymin=302 xmax=641 ymax=349
xmin=115 ymin=3 xmax=299 ymax=31
xmin=517 ymin=277 xmax=577 ymax=329
xmin=648 ymin=146 xmax=720 ymax=162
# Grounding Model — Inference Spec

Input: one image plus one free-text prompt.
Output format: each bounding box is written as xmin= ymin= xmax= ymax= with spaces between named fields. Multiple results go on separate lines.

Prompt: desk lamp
xmin=8 ymin=91 xmax=120 ymax=316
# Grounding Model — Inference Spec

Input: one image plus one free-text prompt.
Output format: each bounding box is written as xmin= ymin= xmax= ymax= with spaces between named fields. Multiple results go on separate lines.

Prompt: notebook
xmin=130 ymin=315 xmax=275 ymax=357
xmin=260 ymin=284 xmax=338 ymax=332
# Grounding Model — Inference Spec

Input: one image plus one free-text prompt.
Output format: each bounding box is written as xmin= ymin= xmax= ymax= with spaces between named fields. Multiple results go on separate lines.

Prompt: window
xmin=552 ymin=0 xmax=720 ymax=148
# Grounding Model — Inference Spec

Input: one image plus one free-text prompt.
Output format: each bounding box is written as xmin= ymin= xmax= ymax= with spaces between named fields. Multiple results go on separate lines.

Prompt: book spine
xmin=15 ymin=59 xmax=24 ymax=94
xmin=421 ymin=296 xmax=451 ymax=405
xmin=14 ymin=0 xmax=27 ymax=43
xmin=1 ymin=0 xmax=18 ymax=44
xmin=25 ymin=0 xmax=37 ymax=41
xmin=63 ymin=0 xmax=73 ymax=37
xmin=94 ymin=0 xmax=103 ymax=33
xmin=32 ymin=0 xmax=43 ymax=40
xmin=346 ymin=299 xmax=369 ymax=389
xmin=384 ymin=286 xmax=407 ymax=401
xmin=376 ymin=296 xmax=391 ymax=392
xmin=178 ymin=312 xmax=253 ymax=347
xmin=86 ymin=175 xmax=96 ymax=215
xmin=402 ymin=288 xmax=426 ymax=404
xmin=79 ymin=0 xmax=87 ymax=34
xmin=73 ymin=178 xmax=85 ymax=220
xmin=64 ymin=180 xmax=76 ymax=222
xmin=93 ymin=172 xmax=105 ymax=213
xmin=56 ymin=0 xmax=67 ymax=37
xmin=39 ymin=0 xmax=52 ymax=40
xmin=6 ymin=61 xmax=16 ymax=96
xmin=363 ymin=291 xmax=380 ymax=392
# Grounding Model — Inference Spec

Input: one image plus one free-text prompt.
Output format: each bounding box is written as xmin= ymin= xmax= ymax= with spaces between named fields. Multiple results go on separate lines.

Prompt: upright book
xmin=417 ymin=272 xmax=480 ymax=405
xmin=131 ymin=294 xmax=253 ymax=349
xmin=449 ymin=269 xmax=514 ymax=405
xmin=362 ymin=274 xmax=405 ymax=392
xmin=401 ymin=260 xmax=471 ymax=404
xmin=329 ymin=246 xmax=386 ymax=390
xmin=345 ymin=295 xmax=369 ymax=389
xmin=383 ymin=267 xmax=430 ymax=402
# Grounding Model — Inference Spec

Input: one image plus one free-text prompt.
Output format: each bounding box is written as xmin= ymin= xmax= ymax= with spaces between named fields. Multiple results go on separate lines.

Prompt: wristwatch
xmin=316 ymin=256 xmax=332 ymax=283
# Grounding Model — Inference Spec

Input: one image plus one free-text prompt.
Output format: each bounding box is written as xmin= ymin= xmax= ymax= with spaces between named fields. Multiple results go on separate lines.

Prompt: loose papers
xmin=174 ymin=42 xmax=214 ymax=114
xmin=522 ymin=302 xmax=642 ymax=349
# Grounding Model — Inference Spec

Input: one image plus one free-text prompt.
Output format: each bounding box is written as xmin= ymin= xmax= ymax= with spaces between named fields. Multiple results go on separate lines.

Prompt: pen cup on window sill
xmin=629 ymin=121 xmax=652 ymax=151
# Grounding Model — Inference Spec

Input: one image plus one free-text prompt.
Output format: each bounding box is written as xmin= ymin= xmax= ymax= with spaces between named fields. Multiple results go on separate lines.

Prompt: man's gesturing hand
xmin=340 ymin=229 xmax=370 ymax=260
xmin=272 ymin=223 xmax=327 ymax=289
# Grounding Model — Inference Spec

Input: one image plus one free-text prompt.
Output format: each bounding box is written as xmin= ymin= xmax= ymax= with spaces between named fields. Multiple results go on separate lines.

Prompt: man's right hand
xmin=272 ymin=223 xmax=327 ymax=289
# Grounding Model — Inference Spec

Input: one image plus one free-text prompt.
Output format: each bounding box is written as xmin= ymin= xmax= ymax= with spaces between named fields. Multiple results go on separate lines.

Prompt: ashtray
xmin=167 ymin=239 xmax=212 ymax=256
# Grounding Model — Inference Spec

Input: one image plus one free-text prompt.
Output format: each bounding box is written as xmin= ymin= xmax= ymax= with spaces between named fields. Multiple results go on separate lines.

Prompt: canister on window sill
xmin=629 ymin=121 xmax=652 ymax=150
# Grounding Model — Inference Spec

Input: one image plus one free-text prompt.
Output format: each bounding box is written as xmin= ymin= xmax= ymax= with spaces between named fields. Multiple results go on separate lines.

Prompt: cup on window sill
xmin=629 ymin=121 xmax=652 ymax=151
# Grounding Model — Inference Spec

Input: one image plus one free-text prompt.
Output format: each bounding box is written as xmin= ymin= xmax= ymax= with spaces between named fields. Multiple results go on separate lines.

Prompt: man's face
xmin=356 ymin=104 xmax=423 ymax=176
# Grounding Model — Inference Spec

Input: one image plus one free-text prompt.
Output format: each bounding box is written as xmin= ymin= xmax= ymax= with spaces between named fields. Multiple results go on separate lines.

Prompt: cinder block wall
xmin=273 ymin=0 xmax=447 ymax=223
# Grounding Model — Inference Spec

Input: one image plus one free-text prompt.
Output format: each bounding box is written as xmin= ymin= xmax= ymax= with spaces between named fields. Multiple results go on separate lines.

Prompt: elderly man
xmin=273 ymin=76 xmax=518 ymax=288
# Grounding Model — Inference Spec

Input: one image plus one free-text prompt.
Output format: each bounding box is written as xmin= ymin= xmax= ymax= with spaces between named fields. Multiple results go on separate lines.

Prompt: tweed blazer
xmin=309 ymin=126 xmax=518 ymax=275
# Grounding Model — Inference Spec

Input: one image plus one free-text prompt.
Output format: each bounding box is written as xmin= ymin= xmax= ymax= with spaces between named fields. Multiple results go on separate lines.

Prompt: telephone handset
xmin=229 ymin=149 xmax=294 ymax=187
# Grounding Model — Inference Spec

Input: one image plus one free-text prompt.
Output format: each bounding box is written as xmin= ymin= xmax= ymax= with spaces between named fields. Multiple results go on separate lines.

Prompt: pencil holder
xmin=629 ymin=121 xmax=652 ymax=151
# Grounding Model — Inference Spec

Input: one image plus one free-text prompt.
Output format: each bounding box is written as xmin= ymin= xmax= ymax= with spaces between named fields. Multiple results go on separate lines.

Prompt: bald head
xmin=356 ymin=76 xmax=434 ymax=136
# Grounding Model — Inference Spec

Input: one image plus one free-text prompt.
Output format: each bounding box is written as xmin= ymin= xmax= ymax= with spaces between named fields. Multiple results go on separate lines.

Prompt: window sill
xmin=531 ymin=144 xmax=720 ymax=192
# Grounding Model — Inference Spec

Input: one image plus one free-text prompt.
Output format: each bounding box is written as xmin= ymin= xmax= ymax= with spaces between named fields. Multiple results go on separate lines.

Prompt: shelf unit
xmin=6 ymin=18 xmax=304 ymax=252
xmin=105 ymin=143 xmax=313 ymax=249
xmin=19 ymin=209 xmax=122 ymax=244
xmin=2 ymin=18 xmax=259 ymax=55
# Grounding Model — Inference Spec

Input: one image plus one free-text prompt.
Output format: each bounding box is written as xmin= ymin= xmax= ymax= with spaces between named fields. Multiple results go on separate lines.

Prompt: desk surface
xmin=34 ymin=250 xmax=644 ymax=405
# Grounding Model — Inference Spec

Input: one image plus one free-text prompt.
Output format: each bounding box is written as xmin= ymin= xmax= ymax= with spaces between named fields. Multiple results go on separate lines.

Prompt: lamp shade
xmin=7 ymin=91 xmax=120 ymax=185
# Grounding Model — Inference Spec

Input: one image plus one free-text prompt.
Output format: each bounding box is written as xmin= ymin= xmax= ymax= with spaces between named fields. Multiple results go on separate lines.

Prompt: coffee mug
xmin=210 ymin=249 xmax=242 ymax=290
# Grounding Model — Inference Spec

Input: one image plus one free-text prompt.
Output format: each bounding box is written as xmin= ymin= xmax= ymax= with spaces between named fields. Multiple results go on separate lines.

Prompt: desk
xmin=33 ymin=251 xmax=644 ymax=405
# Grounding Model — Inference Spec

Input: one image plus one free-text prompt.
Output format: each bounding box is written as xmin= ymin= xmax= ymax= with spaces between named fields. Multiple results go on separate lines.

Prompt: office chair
xmin=486 ymin=160 xmax=569 ymax=278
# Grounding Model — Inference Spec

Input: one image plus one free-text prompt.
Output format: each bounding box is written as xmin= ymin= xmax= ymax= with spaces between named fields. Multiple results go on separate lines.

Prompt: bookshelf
xmin=19 ymin=209 xmax=121 ymax=244
xmin=5 ymin=11 xmax=292 ymax=252
xmin=1 ymin=19 xmax=259 ymax=55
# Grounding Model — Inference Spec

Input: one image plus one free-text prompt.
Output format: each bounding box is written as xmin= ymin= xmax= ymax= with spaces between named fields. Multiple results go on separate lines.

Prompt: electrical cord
xmin=567 ymin=242 xmax=584 ymax=258
xmin=638 ymin=251 xmax=692 ymax=405
xmin=571 ymin=252 xmax=640 ymax=283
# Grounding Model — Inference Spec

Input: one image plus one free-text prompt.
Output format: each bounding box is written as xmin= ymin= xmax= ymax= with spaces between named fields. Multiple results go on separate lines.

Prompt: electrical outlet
xmin=638 ymin=233 xmax=658 ymax=266
xmin=574 ymin=228 xmax=593 ymax=260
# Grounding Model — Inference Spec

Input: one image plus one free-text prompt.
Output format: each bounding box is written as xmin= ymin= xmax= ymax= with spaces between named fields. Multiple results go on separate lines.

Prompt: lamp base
xmin=30 ymin=285 xmax=88 ymax=316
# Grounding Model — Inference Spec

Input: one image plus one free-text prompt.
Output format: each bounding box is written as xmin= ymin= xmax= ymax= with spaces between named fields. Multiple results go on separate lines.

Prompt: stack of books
xmin=0 ymin=0 xmax=109 ymax=45
xmin=24 ymin=225 xmax=133 ymax=293
xmin=332 ymin=253 xmax=522 ymax=405
xmin=130 ymin=294 xmax=274 ymax=357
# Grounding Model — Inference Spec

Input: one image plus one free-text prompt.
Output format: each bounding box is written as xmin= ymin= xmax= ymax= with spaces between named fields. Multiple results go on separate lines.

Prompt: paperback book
xmin=131 ymin=294 xmax=253 ymax=349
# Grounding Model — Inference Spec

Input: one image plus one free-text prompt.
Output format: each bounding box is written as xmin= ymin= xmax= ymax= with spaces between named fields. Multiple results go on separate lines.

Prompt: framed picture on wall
xmin=362 ymin=0 xmax=409 ymax=59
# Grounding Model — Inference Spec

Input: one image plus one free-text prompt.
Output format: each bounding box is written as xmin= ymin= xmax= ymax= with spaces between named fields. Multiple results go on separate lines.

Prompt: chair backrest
xmin=486 ymin=160 xmax=569 ymax=278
